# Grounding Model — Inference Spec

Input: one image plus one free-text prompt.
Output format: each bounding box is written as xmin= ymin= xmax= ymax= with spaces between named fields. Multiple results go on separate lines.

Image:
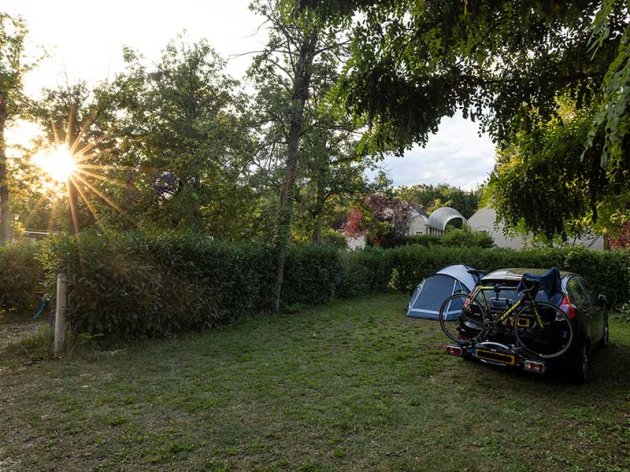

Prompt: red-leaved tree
xmin=609 ymin=221 xmax=630 ymax=249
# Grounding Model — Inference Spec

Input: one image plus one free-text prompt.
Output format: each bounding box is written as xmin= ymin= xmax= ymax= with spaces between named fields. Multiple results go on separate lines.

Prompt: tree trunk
xmin=311 ymin=183 xmax=327 ymax=244
xmin=272 ymin=31 xmax=318 ymax=314
xmin=0 ymin=98 xmax=10 ymax=243
xmin=312 ymin=215 xmax=322 ymax=244
xmin=191 ymin=175 xmax=203 ymax=230
xmin=67 ymin=103 xmax=80 ymax=235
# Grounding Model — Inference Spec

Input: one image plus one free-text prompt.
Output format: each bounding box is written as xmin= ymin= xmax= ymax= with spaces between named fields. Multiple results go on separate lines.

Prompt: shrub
xmin=41 ymin=232 xmax=357 ymax=338
xmin=402 ymin=234 xmax=442 ymax=247
xmin=319 ymin=230 xmax=348 ymax=249
xmin=403 ymin=229 xmax=494 ymax=249
xmin=39 ymin=231 xmax=630 ymax=338
xmin=440 ymin=228 xmax=494 ymax=248
xmin=386 ymin=245 xmax=630 ymax=307
xmin=283 ymin=244 xmax=344 ymax=305
xmin=0 ymin=240 xmax=43 ymax=320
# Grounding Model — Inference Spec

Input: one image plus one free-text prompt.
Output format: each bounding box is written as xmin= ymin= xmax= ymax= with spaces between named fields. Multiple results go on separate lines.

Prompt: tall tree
xmin=110 ymin=39 xmax=254 ymax=236
xmin=0 ymin=13 xmax=32 ymax=242
xmin=250 ymin=0 xmax=350 ymax=312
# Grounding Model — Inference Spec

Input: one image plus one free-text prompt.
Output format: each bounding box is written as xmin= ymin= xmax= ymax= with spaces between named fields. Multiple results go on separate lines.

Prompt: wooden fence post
xmin=54 ymin=273 xmax=67 ymax=356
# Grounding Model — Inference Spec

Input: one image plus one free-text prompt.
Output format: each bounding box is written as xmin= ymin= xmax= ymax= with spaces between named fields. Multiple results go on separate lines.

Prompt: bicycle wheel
xmin=439 ymin=293 xmax=487 ymax=344
xmin=514 ymin=301 xmax=574 ymax=358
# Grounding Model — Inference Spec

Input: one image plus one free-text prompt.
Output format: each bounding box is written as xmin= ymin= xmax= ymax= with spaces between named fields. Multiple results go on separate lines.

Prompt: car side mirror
xmin=597 ymin=294 xmax=608 ymax=309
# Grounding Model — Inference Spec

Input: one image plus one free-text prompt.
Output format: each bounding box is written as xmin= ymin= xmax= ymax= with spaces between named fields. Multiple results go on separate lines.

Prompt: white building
xmin=407 ymin=207 xmax=429 ymax=235
xmin=467 ymin=207 xmax=605 ymax=250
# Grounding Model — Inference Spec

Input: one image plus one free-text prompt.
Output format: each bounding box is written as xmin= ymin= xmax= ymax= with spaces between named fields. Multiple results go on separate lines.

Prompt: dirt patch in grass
xmin=0 ymin=293 xmax=629 ymax=471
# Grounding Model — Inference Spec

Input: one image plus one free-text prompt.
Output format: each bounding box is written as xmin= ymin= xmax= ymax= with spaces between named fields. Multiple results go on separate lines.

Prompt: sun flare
xmin=33 ymin=144 xmax=78 ymax=182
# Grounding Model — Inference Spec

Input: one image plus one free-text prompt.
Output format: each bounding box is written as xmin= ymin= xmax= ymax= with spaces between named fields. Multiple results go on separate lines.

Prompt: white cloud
xmin=372 ymin=113 xmax=496 ymax=190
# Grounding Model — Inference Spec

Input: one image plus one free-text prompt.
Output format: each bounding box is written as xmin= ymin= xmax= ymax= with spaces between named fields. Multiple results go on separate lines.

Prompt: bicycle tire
xmin=513 ymin=301 xmax=574 ymax=359
xmin=439 ymin=293 xmax=487 ymax=344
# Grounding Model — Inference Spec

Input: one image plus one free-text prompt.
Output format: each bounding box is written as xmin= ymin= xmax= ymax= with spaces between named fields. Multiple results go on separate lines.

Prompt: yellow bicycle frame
xmin=470 ymin=285 xmax=545 ymax=328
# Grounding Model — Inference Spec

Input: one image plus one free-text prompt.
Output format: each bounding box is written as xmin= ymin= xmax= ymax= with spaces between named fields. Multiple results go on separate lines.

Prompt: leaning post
xmin=54 ymin=273 xmax=67 ymax=356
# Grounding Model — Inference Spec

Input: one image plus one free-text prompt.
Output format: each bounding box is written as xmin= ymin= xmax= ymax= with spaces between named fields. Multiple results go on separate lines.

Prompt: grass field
xmin=1 ymin=292 xmax=629 ymax=471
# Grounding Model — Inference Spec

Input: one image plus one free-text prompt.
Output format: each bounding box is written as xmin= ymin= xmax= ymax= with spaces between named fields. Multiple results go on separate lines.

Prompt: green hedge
xmin=385 ymin=245 xmax=630 ymax=307
xmin=402 ymin=229 xmax=494 ymax=249
xmin=0 ymin=240 xmax=42 ymax=319
xmin=35 ymin=233 xmax=630 ymax=338
xmin=43 ymin=233 xmax=363 ymax=337
xmin=43 ymin=233 xmax=265 ymax=337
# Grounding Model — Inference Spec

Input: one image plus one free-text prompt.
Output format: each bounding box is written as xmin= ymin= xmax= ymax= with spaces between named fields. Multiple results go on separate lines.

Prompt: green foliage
xmin=0 ymin=12 xmax=36 ymax=117
xmin=333 ymin=1 xmax=616 ymax=152
xmin=1 ymin=12 xmax=36 ymax=242
xmin=617 ymin=302 xmax=630 ymax=323
xmin=107 ymin=38 xmax=255 ymax=236
xmin=0 ymin=240 xmax=42 ymax=319
xmin=18 ymin=231 xmax=630 ymax=338
xmin=440 ymin=228 xmax=494 ymax=249
xmin=41 ymin=232 xmax=274 ymax=337
xmin=318 ymin=229 xmax=347 ymax=248
xmin=283 ymin=244 xmax=344 ymax=305
xmin=487 ymin=98 xmax=613 ymax=240
xmin=385 ymin=245 xmax=630 ymax=308
xmin=41 ymin=232 xmax=376 ymax=338
xmin=347 ymin=247 xmax=393 ymax=294
xmin=586 ymin=0 xmax=630 ymax=177
xmin=401 ymin=230 xmax=494 ymax=249
xmin=395 ymin=184 xmax=482 ymax=219
xmin=402 ymin=234 xmax=442 ymax=247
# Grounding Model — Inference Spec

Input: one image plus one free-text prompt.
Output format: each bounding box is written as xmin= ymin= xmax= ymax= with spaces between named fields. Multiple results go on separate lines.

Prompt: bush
xmin=402 ymin=234 xmax=442 ymax=247
xmin=39 ymin=231 xmax=630 ymax=338
xmin=386 ymin=245 xmax=630 ymax=307
xmin=42 ymin=232 xmax=361 ymax=338
xmin=402 ymin=229 xmax=494 ymax=249
xmin=0 ymin=240 xmax=43 ymax=320
xmin=441 ymin=228 xmax=494 ymax=248
xmin=283 ymin=245 xmax=344 ymax=305
xmin=319 ymin=230 xmax=348 ymax=249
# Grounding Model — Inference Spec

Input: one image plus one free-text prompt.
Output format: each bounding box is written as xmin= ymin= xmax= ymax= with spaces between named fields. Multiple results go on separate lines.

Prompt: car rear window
xmin=477 ymin=280 xmax=554 ymax=303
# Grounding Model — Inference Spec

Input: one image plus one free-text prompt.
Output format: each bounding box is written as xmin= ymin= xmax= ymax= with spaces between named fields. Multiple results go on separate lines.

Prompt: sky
xmin=2 ymin=0 xmax=496 ymax=190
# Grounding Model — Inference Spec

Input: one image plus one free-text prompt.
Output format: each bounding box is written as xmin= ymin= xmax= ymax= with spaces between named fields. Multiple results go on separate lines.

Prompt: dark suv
xmin=448 ymin=268 xmax=609 ymax=382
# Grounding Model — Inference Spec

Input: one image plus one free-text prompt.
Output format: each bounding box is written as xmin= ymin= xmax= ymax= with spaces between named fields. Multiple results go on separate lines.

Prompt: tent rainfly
xmin=406 ymin=264 xmax=483 ymax=320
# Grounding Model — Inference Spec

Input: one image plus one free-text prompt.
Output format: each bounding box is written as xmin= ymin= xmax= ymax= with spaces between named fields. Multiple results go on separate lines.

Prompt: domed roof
xmin=427 ymin=207 xmax=466 ymax=231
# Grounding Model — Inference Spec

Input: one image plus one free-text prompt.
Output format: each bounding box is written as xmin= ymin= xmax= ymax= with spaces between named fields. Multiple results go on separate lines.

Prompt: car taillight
xmin=446 ymin=345 xmax=463 ymax=357
xmin=524 ymin=360 xmax=546 ymax=374
xmin=560 ymin=295 xmax=577 ymax=319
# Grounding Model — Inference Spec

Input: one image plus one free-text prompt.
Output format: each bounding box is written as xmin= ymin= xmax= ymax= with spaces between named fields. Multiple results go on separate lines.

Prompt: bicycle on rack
xmin=438 ymin=271 xmax=574 ymax=359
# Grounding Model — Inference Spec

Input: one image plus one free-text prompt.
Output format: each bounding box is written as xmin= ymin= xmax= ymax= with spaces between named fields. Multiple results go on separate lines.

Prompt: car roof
xmin=481 ymin=268 xmax=575 ymax=283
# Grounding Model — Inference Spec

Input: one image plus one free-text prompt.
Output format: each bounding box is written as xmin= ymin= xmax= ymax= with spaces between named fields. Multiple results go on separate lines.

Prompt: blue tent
xmin=406 ymin=264 xmax=483 ymax=320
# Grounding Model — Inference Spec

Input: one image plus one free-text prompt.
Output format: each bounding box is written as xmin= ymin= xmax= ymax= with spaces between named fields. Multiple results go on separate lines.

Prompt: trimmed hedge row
xmin=3 ymin=232 xmax=629 ymax=338
xmin=42 ymin=233 xmax=375 ymax=337
xmin=0 ymin=240 xmax=42 ymax=319
xmin=368 ymin=245 xmax=630 ymax=307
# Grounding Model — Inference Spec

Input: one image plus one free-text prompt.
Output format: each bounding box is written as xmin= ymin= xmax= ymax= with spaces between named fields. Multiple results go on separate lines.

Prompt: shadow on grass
xmin=461 ymin=339 xmax=630 ymax=395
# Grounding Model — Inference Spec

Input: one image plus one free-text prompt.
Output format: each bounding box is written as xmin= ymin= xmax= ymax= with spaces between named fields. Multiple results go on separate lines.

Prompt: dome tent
xmin=406 ymin=264 xmax=483 ymax=320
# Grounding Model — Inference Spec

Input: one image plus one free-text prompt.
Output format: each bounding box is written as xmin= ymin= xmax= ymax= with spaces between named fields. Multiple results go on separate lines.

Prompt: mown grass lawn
xmin=1 ymin=292 xmax=629 ymax=471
